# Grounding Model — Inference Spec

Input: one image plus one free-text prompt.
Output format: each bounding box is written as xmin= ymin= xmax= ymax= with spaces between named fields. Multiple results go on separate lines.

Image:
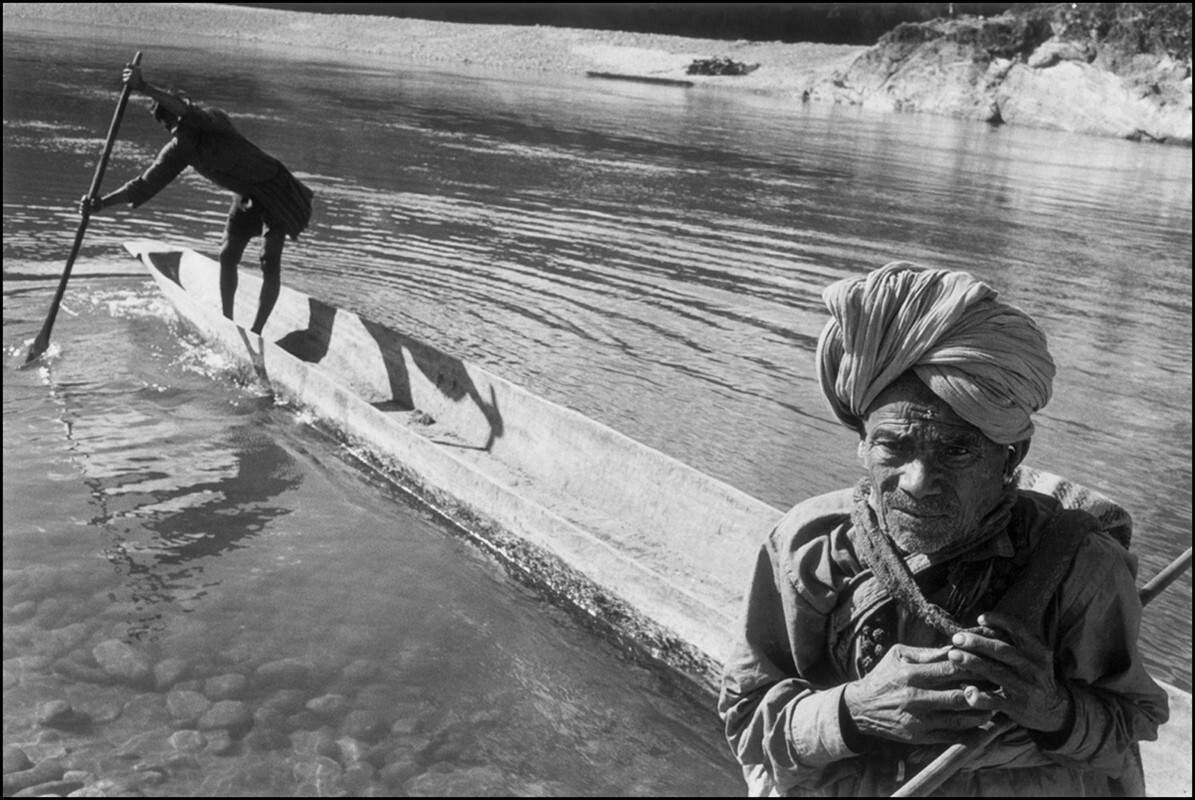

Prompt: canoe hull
xmin=125 ymin=240 xmax=780 ymax=692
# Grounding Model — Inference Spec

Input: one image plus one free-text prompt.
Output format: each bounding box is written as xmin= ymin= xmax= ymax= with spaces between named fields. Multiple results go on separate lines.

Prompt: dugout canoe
xmin=585 ymin=71 xmax=695 ymax=87
xmin=124 ymin=240 xmax=1191 ymax=796
xmin=123 ymin=239 xmax=778 ymax=688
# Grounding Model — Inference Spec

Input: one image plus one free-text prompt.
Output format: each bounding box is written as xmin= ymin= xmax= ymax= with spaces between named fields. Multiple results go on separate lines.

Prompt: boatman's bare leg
xmin=219 ymin=231 xmax=251 ymax=324
xmin=251 ymin=231 xmax=285 ymax=335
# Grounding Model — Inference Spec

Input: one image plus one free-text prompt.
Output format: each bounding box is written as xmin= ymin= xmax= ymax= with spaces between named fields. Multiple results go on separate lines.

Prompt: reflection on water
xmin=3 ymin=18 xmax=1191 ymax=794
xmin=89 ymin=413 xmax=300 ymax=637
xmin=4 ymin=281 xmax=740 ymax=796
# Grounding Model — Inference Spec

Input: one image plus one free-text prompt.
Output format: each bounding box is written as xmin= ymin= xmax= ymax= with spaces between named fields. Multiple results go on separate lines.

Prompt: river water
xmin=4 ymin=20 xmax=1192 ymax=797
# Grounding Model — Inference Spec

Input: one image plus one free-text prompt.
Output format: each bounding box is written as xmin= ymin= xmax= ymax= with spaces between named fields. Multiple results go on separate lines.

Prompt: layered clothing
xmin=718 ymin=474 xmax=1168 ymax=797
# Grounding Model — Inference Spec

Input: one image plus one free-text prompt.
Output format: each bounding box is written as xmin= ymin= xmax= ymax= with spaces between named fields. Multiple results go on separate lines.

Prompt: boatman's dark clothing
xmin=717 ymin=475 xmax=1169 ymax=797
xmin=119 ymin=100 xmax=313 ymax=240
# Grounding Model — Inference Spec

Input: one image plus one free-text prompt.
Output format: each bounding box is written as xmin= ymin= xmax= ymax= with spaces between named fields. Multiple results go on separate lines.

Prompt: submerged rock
xmin=4 ymin=655 xmax=53 ymax=674
xmin=37 ymin=699 xmax=89 ymax=730
xmin=342 ymin=761 xmax=377 ymax=794
xmin=254 ymin=657 xmax=316 ymax=689
xmin=244 ymin=727 xmax=291 ymax=752
xmin=6 ymin=601 xmax=37 ymax=623
xmin=166 ymin=689 xmax=212 ymax=724
xmin=51 ymin=656 xmax=112 ymax=685
xmin=2 ymin=745 xmax=33 ymax=775
xmin=291 ymin=728 xmax=341 ymax=761
xmin=306 ymin=693 xmax=348 ymax=718
xmin=205 ymin=730 xmax=235 ymax=756
xmin=379 ymin=756 xmax=421 ymax=790
xmin=252 ymin=705 xmax=287 ymax=734
xmin=197 ymin=700 xmax=253 ymax=736
xmin=286 ymin=710 xmax=323 ymax=732
xmin=168 ymin=730 xmax=207 ymax=752
xmin=12 ymin=777 xmax=85 ymax=797
xmin=340 ymin=658 xmax=381 ymax=684
xmin=91 ymin=640 xmax=152 ymax=685
xmin=75 ymin=698 xmax=122 ymax=725
xmin=341 ymin=709 xmax=388 ymax=743
xmin=293 ymin=756 xmax=343 ymax=796
xmin=153 ymin=657 xmax=189 ymax=691
xmin=164 ymin=753 xmax=201 ymax=772
xmin=30 ymin=622 xmax=89 ymax=658
xmin=260 ymin=688 xmax=308 ymax=715
xmin=404 ymin=765 xmax=509 ymax=796
xmin=1 ymin=760 xmax=65 ymax=795
xmin=336 ymin=736 xmax=367 ymax=765
xmin=37 ymin=700 xmax=73 ymax=726
xmin=203 ymin=672 xmax=248 ymax=700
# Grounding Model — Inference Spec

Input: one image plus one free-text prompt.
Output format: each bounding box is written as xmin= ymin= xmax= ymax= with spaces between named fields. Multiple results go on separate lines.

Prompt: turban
xmin=815 ymin=262 xmax=1055 ymax=444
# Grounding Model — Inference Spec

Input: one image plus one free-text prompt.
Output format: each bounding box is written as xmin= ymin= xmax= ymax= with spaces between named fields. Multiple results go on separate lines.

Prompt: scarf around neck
xmin=849 ymin=478 xmax=1017 ymax=639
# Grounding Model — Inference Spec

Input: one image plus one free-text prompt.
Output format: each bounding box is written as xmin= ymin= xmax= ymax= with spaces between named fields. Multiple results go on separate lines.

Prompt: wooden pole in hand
xmin=25 ymin=50 xmax=143 ymax=365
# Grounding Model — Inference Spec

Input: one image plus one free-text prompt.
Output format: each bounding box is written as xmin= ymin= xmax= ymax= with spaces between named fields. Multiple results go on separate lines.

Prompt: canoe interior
xmin=124 ymin=240 xmax=781 ymax=690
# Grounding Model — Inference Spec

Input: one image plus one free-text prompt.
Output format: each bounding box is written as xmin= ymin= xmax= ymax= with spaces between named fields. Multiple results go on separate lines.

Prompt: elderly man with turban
xmin=718 ymin=263 xmax=1168 ymax=796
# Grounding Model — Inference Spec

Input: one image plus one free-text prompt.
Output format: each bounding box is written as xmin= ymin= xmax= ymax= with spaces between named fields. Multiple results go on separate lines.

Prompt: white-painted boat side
xmin=124 ymin=241 xmax=1191 ymax=796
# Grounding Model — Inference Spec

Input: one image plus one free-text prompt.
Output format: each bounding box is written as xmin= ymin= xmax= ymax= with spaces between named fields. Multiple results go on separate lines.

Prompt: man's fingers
xmin=962 ymin=684 xmax=1005 ymax=712
xmin=951 ymin=630 xmax=1015 ymax=659
xmin=950 ymin=631 xmax=1041 ymax=677
xmin=902 ymin=658 xmax=976 ymax=689
xmin=907 ymin=688 xmax=991 ymax=714
xmin=895 ymin=644 xmax=952 ymax=664
xmin=946 ymin=648 xmax=1022 ymax=688
xmin=978 ymin=611 xmax=1032 ymax=644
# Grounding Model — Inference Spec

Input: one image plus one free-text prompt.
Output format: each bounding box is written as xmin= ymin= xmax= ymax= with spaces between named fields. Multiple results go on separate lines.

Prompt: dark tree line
xmin=1016 ymin=3 xmax=1192 ymax=61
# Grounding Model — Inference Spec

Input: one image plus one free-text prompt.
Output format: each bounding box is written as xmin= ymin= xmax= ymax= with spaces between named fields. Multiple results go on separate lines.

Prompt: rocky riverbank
xmin=814 ymin=13 xmax=1191 ymax=145
xmin=4 ymin=3 xmax=1190 ymax=145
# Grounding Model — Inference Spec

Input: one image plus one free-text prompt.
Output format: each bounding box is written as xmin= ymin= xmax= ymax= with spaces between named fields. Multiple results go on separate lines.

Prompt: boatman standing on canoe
xmin=80 ymin=62 xmax=313 ymax=335
xmin=718 ymin=263 xmax=1169 ymax=796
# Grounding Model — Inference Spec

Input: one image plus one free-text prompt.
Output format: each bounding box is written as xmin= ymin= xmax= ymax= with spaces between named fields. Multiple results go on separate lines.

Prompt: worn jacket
xmin=120 ymin=100 xmax=313 ymax=239
xmin=718 ymin=487 xmax=1169 ymax=797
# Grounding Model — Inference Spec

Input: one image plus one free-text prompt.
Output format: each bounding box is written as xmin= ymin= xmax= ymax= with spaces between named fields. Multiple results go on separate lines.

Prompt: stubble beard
xmin=878 ymin=493 xmax=974 ymax=555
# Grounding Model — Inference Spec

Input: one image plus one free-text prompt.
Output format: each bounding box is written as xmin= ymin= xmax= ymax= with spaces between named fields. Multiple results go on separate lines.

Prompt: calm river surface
xmin=4 ymin=19 xmax=1192 ymax=797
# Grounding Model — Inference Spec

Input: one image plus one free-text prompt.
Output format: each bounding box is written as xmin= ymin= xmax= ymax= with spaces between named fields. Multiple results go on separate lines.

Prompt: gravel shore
xmin=4 ymin=2 xmax=862 ymax=100
xmin=6 ymin=3 xmax=1188 ymax=142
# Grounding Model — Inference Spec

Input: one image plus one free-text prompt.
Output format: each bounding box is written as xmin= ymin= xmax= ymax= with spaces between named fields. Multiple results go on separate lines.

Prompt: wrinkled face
xmin=859 ymin=375 xmax=1011 ymax=554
